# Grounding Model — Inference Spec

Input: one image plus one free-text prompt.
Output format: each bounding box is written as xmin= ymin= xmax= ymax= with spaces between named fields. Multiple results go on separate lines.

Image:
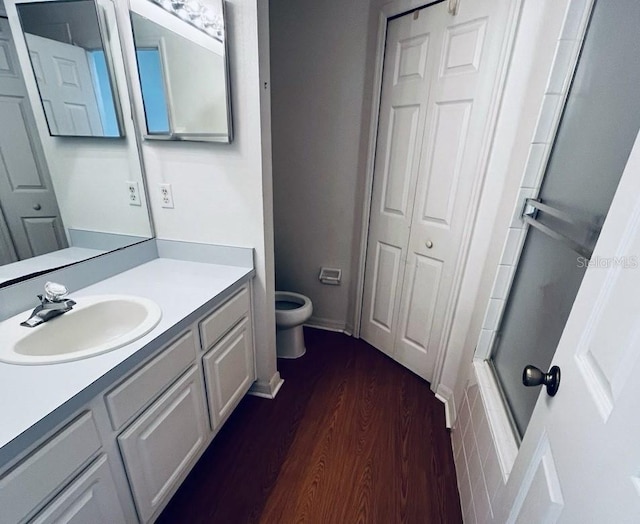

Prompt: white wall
xmin=270 ymin=0 xmax=381 ymax=332
xmin=4 ymin=0 xmax=153 ymax=239
xmin=116 ymin=0 xmax=278 ymax=390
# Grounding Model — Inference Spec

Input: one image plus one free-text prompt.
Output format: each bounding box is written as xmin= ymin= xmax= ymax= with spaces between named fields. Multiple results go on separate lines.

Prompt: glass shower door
xmin=490 ymin=0 xmax=640 ymax=438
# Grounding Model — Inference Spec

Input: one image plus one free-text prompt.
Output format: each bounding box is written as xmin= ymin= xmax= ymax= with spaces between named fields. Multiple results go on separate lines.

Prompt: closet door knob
xmin=33 ymin=203 xmax=41 ymax=211
xmin=425 ymin=240 xmax=433 ymax=249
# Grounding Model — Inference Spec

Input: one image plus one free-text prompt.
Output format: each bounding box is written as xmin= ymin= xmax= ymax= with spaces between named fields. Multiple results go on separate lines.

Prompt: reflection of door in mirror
xmin=16 ymin=0 xmax=124 ymax=138
xmin=0 ymin=17 xmax=66 ymax=266
xmin=25 ymin=33 xmax=104 ymax=136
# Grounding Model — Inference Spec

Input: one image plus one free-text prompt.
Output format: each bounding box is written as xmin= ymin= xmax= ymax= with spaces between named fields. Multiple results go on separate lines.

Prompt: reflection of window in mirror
xmin=136 ymin=48 xmax=170 ymax=134
xmin=129 ymin=0 xmax=232 ymax=143
xmin=87 ymin=51 xmax=120 ymax=136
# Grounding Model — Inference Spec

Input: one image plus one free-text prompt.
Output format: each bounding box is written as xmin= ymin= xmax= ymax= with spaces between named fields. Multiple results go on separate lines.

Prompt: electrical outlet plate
xmin=160 ymin=183 xmax=174 ymax=208
xmin=126 ymin=181 xmax=141 ymax=206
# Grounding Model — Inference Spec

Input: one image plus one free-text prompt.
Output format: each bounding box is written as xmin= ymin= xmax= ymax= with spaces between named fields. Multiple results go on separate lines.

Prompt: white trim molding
xmin=474 ymin=360 xmax=518 ymax=478
xmin=305 ymin=316 xmax=350 ymax=335
xmin=248 ymin=371 xmax=284 ymax=399
xmin=435 ymin=384 xmax=456 ymax=429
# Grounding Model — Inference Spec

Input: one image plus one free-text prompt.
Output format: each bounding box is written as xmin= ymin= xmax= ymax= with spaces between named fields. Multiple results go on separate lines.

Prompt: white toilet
xmin=275 ymin=291 xmax=313 ymax=358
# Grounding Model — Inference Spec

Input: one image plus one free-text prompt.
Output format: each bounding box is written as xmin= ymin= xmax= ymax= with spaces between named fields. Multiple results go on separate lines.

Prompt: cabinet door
xmin=0 ymin=412 xmax=101 ymax=524
xmin=117 ymin=366 xmax=208 ymax=523
xmin=199 ymin=285 xmax=250 ymax=351
xmin=30 ymin=454 xmax=126 ymax=524
xmin=202 ymin=317 xmax=255 ymax=430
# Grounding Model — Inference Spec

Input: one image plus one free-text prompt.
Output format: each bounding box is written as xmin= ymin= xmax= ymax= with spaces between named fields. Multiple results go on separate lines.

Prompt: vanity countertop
xmin=0 ymin=257 xmax=253 ymax=462
xmin=0 ymin=247 xmax=106 ymax=285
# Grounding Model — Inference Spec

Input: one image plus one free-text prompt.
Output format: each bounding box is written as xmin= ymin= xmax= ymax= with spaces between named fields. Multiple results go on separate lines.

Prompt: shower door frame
xmin=472 ymin=0 xmax=597 ymax=472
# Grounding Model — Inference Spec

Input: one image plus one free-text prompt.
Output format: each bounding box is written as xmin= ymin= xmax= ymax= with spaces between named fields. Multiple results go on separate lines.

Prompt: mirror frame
xmin=128 ymin=0 xmax=233 ymax=143
xmin=14 ymin=0 xmax=127 ymax=138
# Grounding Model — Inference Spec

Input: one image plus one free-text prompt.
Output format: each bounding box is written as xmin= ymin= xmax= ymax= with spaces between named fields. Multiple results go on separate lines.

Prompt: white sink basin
xmin=0 ymin=295 xmax=162 ymax=365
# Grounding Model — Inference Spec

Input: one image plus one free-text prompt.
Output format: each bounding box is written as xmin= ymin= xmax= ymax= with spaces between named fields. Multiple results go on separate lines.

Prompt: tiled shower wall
xmin=452 ymin=381 xmax=505 ymax=523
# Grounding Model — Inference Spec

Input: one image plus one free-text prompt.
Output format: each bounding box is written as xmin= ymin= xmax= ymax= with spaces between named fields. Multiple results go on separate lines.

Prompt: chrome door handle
xmin=522 ymin=365 xmax=561 ymax=396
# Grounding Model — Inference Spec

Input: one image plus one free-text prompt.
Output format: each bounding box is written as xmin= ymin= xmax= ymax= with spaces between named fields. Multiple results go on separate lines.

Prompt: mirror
xmin=16 ymin=0 xmax=124 ymax=137
xmin=0 ymin=0 xmax=153 ymax=286
xmin=129 ymin=0 xmax=232 ymax=143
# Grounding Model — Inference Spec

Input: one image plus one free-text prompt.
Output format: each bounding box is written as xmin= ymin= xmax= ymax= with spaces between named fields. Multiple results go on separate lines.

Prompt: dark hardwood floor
xmin=157 ymin=328 xmax=462 ymax=524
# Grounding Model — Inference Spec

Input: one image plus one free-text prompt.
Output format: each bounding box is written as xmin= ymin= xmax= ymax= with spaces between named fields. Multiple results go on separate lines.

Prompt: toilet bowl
xmin=275 ymin=291 xmax=313 ymax=358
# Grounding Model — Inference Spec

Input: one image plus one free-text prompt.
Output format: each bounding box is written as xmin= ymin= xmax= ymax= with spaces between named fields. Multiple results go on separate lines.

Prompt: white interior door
xmin=25 ymin=33 xmax=103 ymax=136
xmin=362 ymin=0 xmax=511 ymax=382
xmin=506 ymin=130 xmax=640 ymax=523
xmin=361 ymin=4 xmax=446 ymax=358
xmin=0 ymin=18 xmax=66 ymax=262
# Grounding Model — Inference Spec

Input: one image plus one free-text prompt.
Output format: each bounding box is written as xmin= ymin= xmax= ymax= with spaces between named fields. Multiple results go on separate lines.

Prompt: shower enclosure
xmin=490 ymin=0 xmax=640 ymax=438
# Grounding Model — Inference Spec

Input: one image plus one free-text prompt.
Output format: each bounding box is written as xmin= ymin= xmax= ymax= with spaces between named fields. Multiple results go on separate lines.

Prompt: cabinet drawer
xmin=30 ymin=454 xmax=125 ymax=524
xmin=203 ymin=317 xmax=255 ymax=430
xmin=118 ymin=365 xmax=208 ymax=523
xmin=105 ymin=330 xmax=196 ymax=431
xmin=0 ymin=412 xmax=101 ymax=524
xmin=199 ymin=285 xmax=250 ymax=351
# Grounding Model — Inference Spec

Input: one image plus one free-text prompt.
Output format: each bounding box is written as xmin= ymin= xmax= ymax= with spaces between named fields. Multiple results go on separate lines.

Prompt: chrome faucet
xmin=20 ymin=282 xmax=76 ymax=328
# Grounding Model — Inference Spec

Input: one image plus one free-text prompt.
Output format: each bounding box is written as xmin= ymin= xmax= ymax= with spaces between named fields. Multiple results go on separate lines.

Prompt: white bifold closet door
xmin=361 ymin=0 xmax=509 ymax=382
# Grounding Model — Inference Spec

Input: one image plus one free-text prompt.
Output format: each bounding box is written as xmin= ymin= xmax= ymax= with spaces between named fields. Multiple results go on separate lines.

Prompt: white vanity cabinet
xmin=104 ymin=328 xmax=205 ymax=522
xmin=110 ymin=282 xmax=255 ymax=522
xmin=199 ymin=286 xmax=255 ymax=431
xmin=117 ymin=365 xmax=208 ymax=522
xmin=0 ymin=412 xmax=126 ymax=524
xmin=29 ymin=454 xmax=126 ymax=524
xmin=203 ymin=317 xmax=255 ymax=429
xmin=0 ymin=280 xmax=256 ymax=524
